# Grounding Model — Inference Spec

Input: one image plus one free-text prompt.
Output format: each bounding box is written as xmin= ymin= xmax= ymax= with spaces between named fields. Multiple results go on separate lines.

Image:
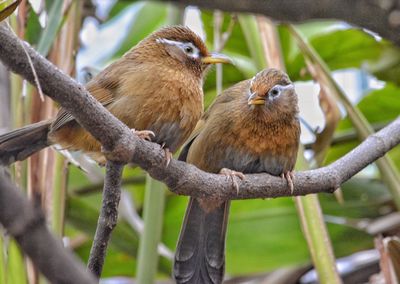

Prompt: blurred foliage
xmin=2 ymin=0 xmax=400 ymax=281
xmin=325 ymin=83 xmax=400 ymax=168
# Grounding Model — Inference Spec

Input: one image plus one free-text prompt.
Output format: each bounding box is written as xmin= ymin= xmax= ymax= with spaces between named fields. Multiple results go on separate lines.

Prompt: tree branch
xmin=0 ymin=21 xmax=399 ymax=199
xmin=87 ymin=161 xmax=124 ymax=278
xmin=0 ymin=167 xmax=96 ymax=283
xmin=163 ymin=0 xmax=400 ymax=47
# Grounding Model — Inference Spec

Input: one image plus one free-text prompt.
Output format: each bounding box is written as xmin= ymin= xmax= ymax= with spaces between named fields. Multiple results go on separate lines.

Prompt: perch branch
xmin=162 ymin=0 xmax=400 ymax=47
xmin=0 ymin=167 xmax=96 ymax=283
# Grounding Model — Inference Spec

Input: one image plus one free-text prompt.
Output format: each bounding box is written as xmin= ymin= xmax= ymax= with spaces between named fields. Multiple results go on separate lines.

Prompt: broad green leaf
xmin=112 ymin=1 xmax=168 ymax=58
xmin=6 ymin=240 xmax=27 ymax=284
xmin=25 ymin=8 xmax=41 ymax=45
xmin=325 ymin=83 xmax=400 ymax=167
xmin=284 ymin=28 xmax=390 ymax=81
xmin=366 ymin=46 xmax=400 ymax=85
xmin=280 ymin=21 xmax=342 ymax=63
xmin=108 ymin=0 xmax=140 ymax=20
xmin=201 ymin=11 xmax=251 ymax=60
xmin=201 ymin=11 xmax=253 ymax=92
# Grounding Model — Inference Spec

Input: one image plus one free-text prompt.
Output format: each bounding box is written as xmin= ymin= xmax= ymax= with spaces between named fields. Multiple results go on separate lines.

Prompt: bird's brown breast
xmin=186 ymin=84 xmax=300 ymax=175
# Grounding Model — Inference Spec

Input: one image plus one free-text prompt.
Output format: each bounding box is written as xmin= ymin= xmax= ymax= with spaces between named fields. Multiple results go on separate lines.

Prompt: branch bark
xmin=162 ymin=0 xmax=400 ymax=47
xmin=87 ymin=161 xmax=124 ymax=278
xmin=0 ymin=167 xmax=96 ymax=284
xmin=0 ymin=21 xmax=399 ymax=200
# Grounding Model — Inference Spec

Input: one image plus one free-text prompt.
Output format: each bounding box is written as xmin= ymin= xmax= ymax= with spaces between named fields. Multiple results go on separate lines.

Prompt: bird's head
xmin=247 ymin=68 xmax=298 ymax=114
xmin=134 ymin=26 xmax=231 ymax=77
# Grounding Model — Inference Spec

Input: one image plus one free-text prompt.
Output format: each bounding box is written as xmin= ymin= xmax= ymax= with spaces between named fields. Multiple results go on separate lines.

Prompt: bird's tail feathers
xmin=174 ymin=198 xmax=229 ymax=284
xmin=0 ymin=120 xmax=51 ymax=165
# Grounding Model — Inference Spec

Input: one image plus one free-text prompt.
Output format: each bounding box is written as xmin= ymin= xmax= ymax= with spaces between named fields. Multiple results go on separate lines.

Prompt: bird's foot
xmin=281 ymin=171 xmax=295 ymax=194
xmin=131 ymin=128 xmax=155 ymax=141
xmin=160 ymin=142 xmax=173 ymax=168
xmin=219 ymin=168 xmax=245 ymax=195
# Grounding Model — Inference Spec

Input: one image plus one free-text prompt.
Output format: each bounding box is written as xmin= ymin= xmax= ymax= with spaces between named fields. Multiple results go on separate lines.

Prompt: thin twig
xmin=218 ymin=14 xmax=237 ymax=52
xmin=18 ymin=32 xmax=45 ymax=101
xmin=214 ymin=10 xmax=223 ymax=94
xmin=87 ymin=161 xmax=124 ymax=278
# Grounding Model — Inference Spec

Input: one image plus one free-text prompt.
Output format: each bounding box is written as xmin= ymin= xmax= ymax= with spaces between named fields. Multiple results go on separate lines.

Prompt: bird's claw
xmin=219 ymin=168 xmax=245 ymax=195
xmin=160 ymin=143 xmax=172 ymax=168
xmin=131 ymin=128 xmax=155 ymax=141
xmin=281 ymin=171 xmax=295 ymax=194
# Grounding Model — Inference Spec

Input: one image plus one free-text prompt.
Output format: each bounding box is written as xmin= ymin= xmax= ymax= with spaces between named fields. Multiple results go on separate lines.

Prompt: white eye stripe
xmin=156 ymin=38 xmax=200 ymax=59
xmin=156 ymin=38 xmax=182 ymax=46
xmin=249 ymin=76 xmax=256 ymax=87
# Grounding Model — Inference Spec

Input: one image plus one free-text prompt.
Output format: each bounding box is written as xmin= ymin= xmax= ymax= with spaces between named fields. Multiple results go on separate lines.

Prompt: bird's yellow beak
xmin=202 ymin=52 xmax=233 ymax=64
xmin=248 ymin=93 xmax=265 ymax=105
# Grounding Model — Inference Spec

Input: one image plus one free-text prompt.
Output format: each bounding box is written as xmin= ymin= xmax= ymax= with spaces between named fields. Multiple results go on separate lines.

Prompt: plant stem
xmin=214 ymin=10 xmax=223 ymax=94
xmin=238 ymin=14 xmax=266 ymax=70
xmin=7 ymin=240 xmax=27 ymax=284
xmin=136 ymin=176 xmax=167 ymax=283
xmin=0 ymin=230 xmax=5 ymax=284
xmin=51 ymin=156 xmax=68 ymax=236
xmin=294 ymin=156 xmax=342 ymax=284
xmin=288 ymin=24 xmax=400 ymax=210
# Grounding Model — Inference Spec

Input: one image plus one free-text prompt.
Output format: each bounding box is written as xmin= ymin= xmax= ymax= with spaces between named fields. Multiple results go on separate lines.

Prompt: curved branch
xmin=0 ymin=167 xmax=96 ymax=283
xmin=0 ymin=21 xmax=399 ymax=200
xmin=162 ymin=0 xmax=400 ymax=47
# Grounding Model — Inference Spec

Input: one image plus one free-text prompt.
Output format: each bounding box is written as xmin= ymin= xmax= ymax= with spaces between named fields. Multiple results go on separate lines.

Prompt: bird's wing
xmin=179 ymin=79 xmax=250 ymax=160
xmin=51 ymin=71 xmax=119 ymax=131
xmin=203 ymin=80 xmax=248 ymax=121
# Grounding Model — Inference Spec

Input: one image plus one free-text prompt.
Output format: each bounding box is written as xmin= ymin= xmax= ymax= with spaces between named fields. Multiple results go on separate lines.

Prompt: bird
xmin=174 ymin=68 xmax=301 ymax=284
xmin=0 ymin=26 xmax=231 ymax=165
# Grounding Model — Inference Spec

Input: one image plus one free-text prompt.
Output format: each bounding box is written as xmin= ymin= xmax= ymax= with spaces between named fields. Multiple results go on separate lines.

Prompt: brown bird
xmin=0 ymin=26 xmax=231 ymax=165
xmin=174 ymin=68 xmax=300 ymax=284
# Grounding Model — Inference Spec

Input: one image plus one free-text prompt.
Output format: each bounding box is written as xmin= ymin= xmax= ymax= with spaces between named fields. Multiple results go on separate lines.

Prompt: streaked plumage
xmin=174 ymin=68 xmax=300 ymax=284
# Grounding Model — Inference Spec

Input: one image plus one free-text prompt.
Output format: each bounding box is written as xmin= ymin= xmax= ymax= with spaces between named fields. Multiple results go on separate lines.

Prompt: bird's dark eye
xmin=270 ymin=88 xmax=279 ymax=96
xmin=184 ymin=46 xmax=193 ymax=53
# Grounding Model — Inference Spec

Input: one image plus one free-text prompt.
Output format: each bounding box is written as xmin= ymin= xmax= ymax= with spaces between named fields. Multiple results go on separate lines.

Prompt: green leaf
xmin=201 ymin=12 xmax=256 ymax=94
xmin=285 ymin=28 xmax=390 ymax=81
xmin=67 ymin=195 xmax=172 ymax=275
xmin=0 ymin=0 xmax=21 ymax=22
xmin=112 ymin=1 xmax=168 ymax=59
xmin=6 ymin=240 xmax=27 ymax=284
xmin=25 ymin=8 xmax=41 ymax=45
xmin=325 ymin=83 xmax=400 ymax=167
xmin=36 ymin=0 xmax=63 ymax=56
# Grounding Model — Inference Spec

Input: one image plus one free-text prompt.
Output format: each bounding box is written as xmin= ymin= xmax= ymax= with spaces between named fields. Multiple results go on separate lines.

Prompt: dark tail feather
xmin=174 ymin=198 xmax=229 ymax=284
xmin=0 ymin=121 xmax=51 ymax=165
